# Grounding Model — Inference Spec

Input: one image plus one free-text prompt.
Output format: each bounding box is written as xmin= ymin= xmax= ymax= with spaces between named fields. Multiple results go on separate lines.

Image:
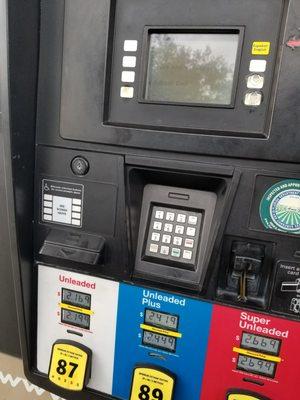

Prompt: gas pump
xmin=7 ymin=0 xmax=300 ymax=399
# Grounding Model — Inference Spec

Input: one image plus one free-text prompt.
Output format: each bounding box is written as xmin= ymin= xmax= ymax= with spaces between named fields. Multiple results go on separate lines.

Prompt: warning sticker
xmin=271 ymin=261 xmax=300 ymax=317
xmin=252 ymin=41 xmax=271 ymax=55
xmin=42 ymin=179 xmax=84 ymax=228
xmin=259 ymin=179 xmax=300 ymax=234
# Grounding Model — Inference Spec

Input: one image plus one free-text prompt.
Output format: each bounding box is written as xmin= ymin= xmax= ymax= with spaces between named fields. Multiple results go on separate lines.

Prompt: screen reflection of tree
xmin=146 ymin=34 xmax=236 ymax=105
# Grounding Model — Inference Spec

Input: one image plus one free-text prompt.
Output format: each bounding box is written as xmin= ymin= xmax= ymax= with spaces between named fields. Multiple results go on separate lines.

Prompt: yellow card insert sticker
xmin=49 ymin=342 xmax=89 ymax=391
xmin=130 ymin=367 xmax=175 ymax=400
xmin=252 ymin=41 xmax=271 ymax=55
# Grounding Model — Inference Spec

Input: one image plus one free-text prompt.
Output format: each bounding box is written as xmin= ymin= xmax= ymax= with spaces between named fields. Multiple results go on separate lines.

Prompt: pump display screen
xmin=237 ymin=355 xmax=276 ymax=378
xmin=143 ymin=331 xmax=176 ymax=352
xmin=62 ymin=288 xmax=91 ymax=309
xmin=145 ymin=309 xmax=179 ymax=330
xmin=61 ymin=309 xmax=90 ymax=330
xmin=145 ymin=32 xmax=240 ymax=105
xmin=241 ymin=332 xmax=281 ymax=355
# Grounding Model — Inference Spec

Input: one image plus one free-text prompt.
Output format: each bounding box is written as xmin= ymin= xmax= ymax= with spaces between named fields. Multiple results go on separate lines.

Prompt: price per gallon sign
xmin=48 ymin=340 xmax=91 ymax=391
xmin=130 ymin=366 xmax=175 ymax=400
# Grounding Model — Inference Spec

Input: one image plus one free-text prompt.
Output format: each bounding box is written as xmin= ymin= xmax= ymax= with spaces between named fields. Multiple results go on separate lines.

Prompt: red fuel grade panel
xmin=200 ymin=305 xmax=299 ymax=400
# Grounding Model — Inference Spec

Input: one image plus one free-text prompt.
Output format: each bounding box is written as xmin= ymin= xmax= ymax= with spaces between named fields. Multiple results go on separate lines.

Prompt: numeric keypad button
xmin=177 ymin=214 xmax=186 ymax=223
xmin=166 ymin=212 xmax=175 ymax=221
xmin=171 ymin=248 xmax=181 ymax=258
xmin=151 ymin=233 xmax=160 ymax=242
xmin=188 ymin=215 xmax=198 ymax=225
xmin=160 ymin=246 xmax=170 ymax=255
xmin=155 ymin=210 xmax=164 ymax=219
xmin=175 ymin=225 xmax=184 ymax=235
xmin=164 ymin=223 xmax=173 ymax=233
xmin=149 ymin=244 xmax=159 ymax=253
xmin=162 ymin=235 xmax=171 ymax=244
xmin=184 ymin=238 xmax=194 ymax=248
xmin=183 ymin=250 xmax=192 ymax=260
xmin=186 ymin=227 xmax=196 ymax=236
xmin=153 ymin=221 xmax=162 ymax=230
xmin=173 ymin=236 xmax=183 ymax=246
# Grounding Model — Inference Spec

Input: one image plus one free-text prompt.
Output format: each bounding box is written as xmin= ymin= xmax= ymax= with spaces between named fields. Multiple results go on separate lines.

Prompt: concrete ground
xmin=0 ymin=353 xmax=64 ymax=400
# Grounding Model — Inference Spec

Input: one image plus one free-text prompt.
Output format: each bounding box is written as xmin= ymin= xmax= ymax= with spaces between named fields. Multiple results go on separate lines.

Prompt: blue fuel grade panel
xmin=112 ymin=284 xmax=213 ymax=400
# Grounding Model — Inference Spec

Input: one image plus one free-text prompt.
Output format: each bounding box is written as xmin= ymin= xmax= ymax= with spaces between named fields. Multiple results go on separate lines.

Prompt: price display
xmin=241 ymin=332 xmax=281 ymax=355
xmin=237 ymin=355 xmax=276 ymax=378
xmin=145 ymin=309 xmax=179 ymax=330
xmin=62 ymin=288 xmax=91 ymax=309
xmin=143 ymin=331 xmax=176 ymax=352
xmin=61 ymin=309 xmax=90 ymax=330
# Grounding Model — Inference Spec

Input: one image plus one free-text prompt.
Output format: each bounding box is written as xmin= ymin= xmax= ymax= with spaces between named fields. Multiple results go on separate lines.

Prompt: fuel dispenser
xmin=7 ymin=0 xmax=300 ymax=399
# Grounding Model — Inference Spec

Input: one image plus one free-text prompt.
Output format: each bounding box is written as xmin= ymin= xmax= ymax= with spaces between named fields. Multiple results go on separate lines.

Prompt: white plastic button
xmin=122 ymin=56 xmax=137 ymax=68
xmin=160 ymin=246 xmax=170 ymax=255
xmin=151 ymin=232 xmax=160 ymax=242
xmin=247 ymin=74 xmax=264 ymax=89
xmin=166 ymin=212 xmax=175 ymax=221
xmin=121 ymin=71 xmax=135 ymax=83
xmin=44 ymin=201 xmax=52 ymax=208
xmin=120 ymin=86 xmax=134 ymax=99
xmin=72 ymin=212 xmax=81 ymax=220
xmin=162 ymin=235 xmax=171 ymax=244
xmin=155 ymin=210 xmax=164 ymax=220
xmin=72 ymin=219 xmax=81 ymax=226
xmin=72 ymin=205 xmax=81 ymax=212
xmin=72 ymin=199 xmax=82 ymax=205
xmin=44 ymin=194 xmax=53 ymax=201
xmin=149 ymin=244 xmax=158 ymax=253
xmin=171 ymin=248 xmax=181 ymax=258
xmin=244 ymin=91 xmax=262 ymax=107
xmin=153 ymin=221 xmax=162 ymax=230
xmin=249 ymin=59 xmax=267 ymax=73
xmin=124 ymin=40 xmax=138 ymax=52
xmin=186 ymin=227 xmax=196 ymax=237
xmin=177 ymin=214 xmax=186 ymax=223
xmin=188 ymin=215 xmax=198 ymax=225
xmin=185 ymin=238 xmax=194 ymax=248
xmin=173 ymin=236 xmax=183 ymax=246
xmin=43 ymin=214 xmax=52 ymax=221
xmin=175 ymin=225 xmax=184 ymax=235
xmin=44 ymin=208 xmax=53 ymax=215
xmin=164 ymin=223 xmax=173 ymax=233
xmin=183 ymin=250 xmax=193 ymax=260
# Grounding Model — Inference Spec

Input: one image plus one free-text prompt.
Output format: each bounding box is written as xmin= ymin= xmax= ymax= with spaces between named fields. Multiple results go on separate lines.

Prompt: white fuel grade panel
xmin=37 ymin=265 xmax=119 ymax=393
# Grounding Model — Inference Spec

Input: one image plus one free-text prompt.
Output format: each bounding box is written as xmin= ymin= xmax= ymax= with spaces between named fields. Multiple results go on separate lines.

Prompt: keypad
xmin=145 ymin=205 xmax=202 ymax=266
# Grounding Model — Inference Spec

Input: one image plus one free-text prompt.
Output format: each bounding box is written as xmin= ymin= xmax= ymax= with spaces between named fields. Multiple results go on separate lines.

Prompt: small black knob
xmin=71 ymin=156 xmax=89 ymax=176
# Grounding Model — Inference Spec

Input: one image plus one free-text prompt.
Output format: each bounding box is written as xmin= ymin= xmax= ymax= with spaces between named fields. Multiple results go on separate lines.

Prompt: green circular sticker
xmin=259 ymin=179 xmax=300 ymax=234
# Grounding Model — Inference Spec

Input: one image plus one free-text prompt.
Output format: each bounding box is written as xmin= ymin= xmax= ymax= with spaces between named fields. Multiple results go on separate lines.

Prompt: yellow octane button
xmin=48 ymin=340 xmax=91 ymax=391
xmin=130 ymin=366 xmax=176 ymax=400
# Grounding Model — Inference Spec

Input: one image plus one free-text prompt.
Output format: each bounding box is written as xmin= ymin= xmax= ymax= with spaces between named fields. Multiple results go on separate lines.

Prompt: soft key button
xmin=244 ymin=91 xmax=262 ymax=107
xmin=151 ymin=232 xmax=160 ymax=242
xmin=124 ymin=40 xmax=138 ymax=52
xmin=249 ymin=59 xmax=267 ymax=73
xmin=121 ymin=71 xmax=135 ymax=83
xmin=155 ymin=210 xmax=164 ymax=219
xmin=247 ymin=74 xmax=264 ymax=89
xmin=122 ymin=56 xmax=136 ymax=68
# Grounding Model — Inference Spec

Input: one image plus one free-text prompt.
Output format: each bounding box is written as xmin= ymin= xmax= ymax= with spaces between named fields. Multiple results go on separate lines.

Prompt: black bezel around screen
xmin=139 ymin=26 xmax=245 ymax=109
